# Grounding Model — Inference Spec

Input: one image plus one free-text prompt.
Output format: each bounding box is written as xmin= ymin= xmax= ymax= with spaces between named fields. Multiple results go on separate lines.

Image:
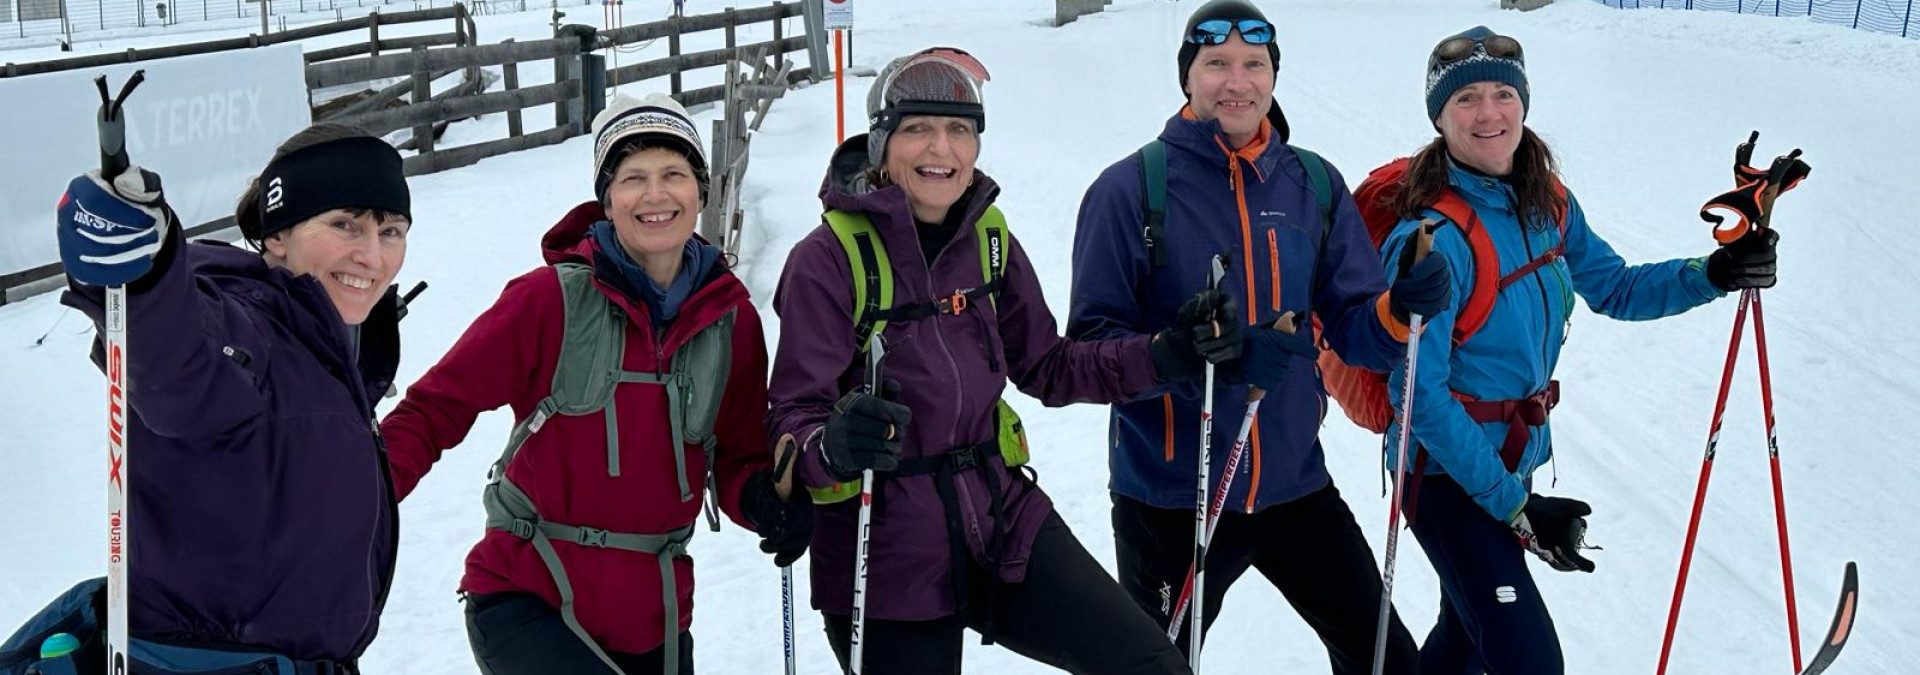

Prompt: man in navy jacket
xmin=1066 ymin=1 xmax=1449 ymax=672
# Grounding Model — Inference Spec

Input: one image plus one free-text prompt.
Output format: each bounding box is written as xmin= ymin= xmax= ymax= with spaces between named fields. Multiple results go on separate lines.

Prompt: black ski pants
xmin=1410 ymin=475 xmax=1564 ymax=675
xmin=1111 ymin=483 xmax=1419 ymax=675
xmin=464 ymin=591 xmax=694 ymax=675
xmin=821 ymin=511 xmax=1191 ymax=674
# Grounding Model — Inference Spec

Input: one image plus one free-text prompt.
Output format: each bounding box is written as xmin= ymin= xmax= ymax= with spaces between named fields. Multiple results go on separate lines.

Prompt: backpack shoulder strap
xmin=1426 ymin=192 xmax=1503 ymax=346
xmin=1291 ymin=145 xmax=1335 ymax=233
xmin=824 ymin=210 xmax=894 ymax=354
xmin=1290 ymin=145 xmax=1337 ymax=304
xmin=547 ymin=262 xmax=627 ymax=415
xmin=1137 ymin=140 xmax=1169 ymax=268
xmin=975 ymin=205 xmax=1009 ymax=310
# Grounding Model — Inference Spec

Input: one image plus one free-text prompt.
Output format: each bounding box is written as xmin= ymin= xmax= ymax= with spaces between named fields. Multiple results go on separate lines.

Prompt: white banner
xmin=824 ymin=0 xmax=853 ymax=30
xmin=0 ymin=44 xmax=311 ymax=278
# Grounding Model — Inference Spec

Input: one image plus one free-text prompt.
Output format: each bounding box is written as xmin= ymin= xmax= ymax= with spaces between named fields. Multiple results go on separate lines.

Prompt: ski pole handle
xmin=95 ymin=70 xmax=146 ymax=177
xmin=771 ymin=434 xmax=797 ymax=502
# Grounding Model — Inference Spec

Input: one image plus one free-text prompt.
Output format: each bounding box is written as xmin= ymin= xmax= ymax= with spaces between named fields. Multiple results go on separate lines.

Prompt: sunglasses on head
xmin=910 ymin=46 xmax=992 ymax=82
xmin=1434 ymin=34 xmax=1523 ymax=64
xmin=1186 ymin=18 xmax=1276 ymax=46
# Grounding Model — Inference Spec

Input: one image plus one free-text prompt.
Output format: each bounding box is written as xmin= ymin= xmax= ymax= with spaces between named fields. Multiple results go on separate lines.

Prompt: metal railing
xmin=1592 ymin=0 xmax=1918 ymax=39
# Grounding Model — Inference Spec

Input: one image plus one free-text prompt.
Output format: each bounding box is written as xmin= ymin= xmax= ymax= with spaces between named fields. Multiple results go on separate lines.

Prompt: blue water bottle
xmin=25 ymin=633 xmax=81 ymax=675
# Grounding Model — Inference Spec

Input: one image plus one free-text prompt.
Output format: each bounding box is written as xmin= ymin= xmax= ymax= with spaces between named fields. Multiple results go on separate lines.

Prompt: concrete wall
xmin=1055 ymin=0 xmax=1105 ymax=26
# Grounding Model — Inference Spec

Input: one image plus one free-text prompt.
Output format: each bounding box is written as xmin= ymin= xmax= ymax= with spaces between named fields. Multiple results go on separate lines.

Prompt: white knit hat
xmin=591 ymin=92 xmax=709 ymax=203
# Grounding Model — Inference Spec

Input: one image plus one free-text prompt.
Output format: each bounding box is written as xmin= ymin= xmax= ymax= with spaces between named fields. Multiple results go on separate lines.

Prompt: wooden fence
xmin=701 ymin=45 xmax=793 ymax=256
xmin=1 ymin=0 xmax=819 ymax=301
xmin=0 ymin=4 xmax=477 ymax=78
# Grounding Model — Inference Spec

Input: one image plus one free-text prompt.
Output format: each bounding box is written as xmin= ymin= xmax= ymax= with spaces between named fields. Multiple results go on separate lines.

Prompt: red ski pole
xmin=1752 ymin=290 xmax=1802 ymax=673
xmin=1654 ymin=291 xmax=1751 ymax=675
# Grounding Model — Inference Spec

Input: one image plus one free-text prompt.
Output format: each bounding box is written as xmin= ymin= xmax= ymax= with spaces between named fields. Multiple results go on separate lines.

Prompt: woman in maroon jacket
xmin=768 ymin=48 xmax=1209 ymax=674
xmin=379 ymin=93 xmax=809 ymax=675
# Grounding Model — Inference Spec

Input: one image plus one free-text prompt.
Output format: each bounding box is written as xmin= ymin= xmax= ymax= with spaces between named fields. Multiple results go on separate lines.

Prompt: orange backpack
xmin=1318 ymin=157 xmax=1568 ymax=433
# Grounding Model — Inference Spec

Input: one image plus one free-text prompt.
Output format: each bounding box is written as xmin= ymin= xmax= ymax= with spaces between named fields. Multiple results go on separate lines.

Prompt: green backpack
xmin=479 ymin=261 xmax=733 ymax=675
xmin=809 ymin=207 xmax=1031 ymax=504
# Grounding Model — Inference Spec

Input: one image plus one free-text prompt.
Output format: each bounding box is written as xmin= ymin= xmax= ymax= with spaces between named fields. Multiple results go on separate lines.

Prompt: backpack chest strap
xmin=872 ymin=277 xmax=1003 ymax=323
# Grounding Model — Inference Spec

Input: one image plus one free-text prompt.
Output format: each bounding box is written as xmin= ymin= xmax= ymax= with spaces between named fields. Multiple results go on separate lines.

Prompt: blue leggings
xmin=1410 ymin=475 xmax=1565 ymax=675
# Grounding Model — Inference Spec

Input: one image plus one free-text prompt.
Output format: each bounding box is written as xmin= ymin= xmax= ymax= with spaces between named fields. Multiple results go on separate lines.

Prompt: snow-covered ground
xmin=4 ymin=0 xmax=1918 ymax=672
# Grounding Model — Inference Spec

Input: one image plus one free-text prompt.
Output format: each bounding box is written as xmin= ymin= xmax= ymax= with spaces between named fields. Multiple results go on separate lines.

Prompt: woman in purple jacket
xmin=47 ymin=123 xmax=412 ymax=673
xmin=766 ymin=48 xmax=1213 ymax=674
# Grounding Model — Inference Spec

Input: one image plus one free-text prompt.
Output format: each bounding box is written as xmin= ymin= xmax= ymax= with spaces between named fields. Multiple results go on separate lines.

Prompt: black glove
xmin=1513 ymin=494 xmax=1595 ymax=573
xmin=740 ymin=470 xmax=814 ymax=567
xmin=1237 ymin=317 xmax=1318 ymax=391
xmin=1149 ymin=322 xmax=1205 ymax=383
xmin=1150 ymin=289 xmax=1235 ymax=382
xmin=822 ymin=379 xmax=910 ymax=481
xmin=1189 ymin=294 xmax=1243 ymax=365
xmin=1705 ymin=228 xmax=1779 ymax=292
xmin=1388 ymin=236 xmax=1453 ymax=324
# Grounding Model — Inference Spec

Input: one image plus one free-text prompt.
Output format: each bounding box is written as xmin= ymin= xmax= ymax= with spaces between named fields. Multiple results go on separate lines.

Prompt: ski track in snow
xmin=4 ymin=1 xmax=1917 ymax=672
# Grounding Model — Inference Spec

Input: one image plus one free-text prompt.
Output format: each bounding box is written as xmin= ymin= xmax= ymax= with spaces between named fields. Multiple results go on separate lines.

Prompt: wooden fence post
xmin=410 ymin=46 xmax=435 ymax=166
xmin=771 ymin=2 xmax=783 ymax=65
xmin=502 ymin=37 xmax=523 ymax=138
xmin=668 ymin=18 xmax=682 ymax=94
xmin=368 ymin=9 xmax=380 ymax=55
xmin=554 ymin=28 xmax=577 ymax=131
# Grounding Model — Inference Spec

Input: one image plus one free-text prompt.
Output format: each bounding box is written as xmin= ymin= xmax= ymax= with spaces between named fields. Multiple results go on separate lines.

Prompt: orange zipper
xmin=1267 ymin=229 xmax=1281 ymax=311
xmin=1163 ymin=394 xmax=1175 ymax=462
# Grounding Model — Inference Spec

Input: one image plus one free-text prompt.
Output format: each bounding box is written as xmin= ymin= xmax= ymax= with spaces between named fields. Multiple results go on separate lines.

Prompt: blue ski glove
xmin=1236 ymin=314 xmax=1318 ymax=391
xmin=56 ymin=166 xmax=171 ymax=287
xmin=1387 ymin=228 xmax=1452 ymax=323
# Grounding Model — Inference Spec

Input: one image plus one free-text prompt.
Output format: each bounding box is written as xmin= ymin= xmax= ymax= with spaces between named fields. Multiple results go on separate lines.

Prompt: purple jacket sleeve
xmin=999 ymin=232 xmax=1157 ymax=406
xmin=62 ymin=230 xmax=268 ymax=439
xmin=766 ymin=232 xmax=861 ymax=491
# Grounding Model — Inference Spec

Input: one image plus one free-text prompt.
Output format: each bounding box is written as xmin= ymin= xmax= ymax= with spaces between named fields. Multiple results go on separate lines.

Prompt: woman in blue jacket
xmin=1379 ymin=27 xmax=1781 ymax=674
xmin=46 ymin=123 xmax=414 ymax=673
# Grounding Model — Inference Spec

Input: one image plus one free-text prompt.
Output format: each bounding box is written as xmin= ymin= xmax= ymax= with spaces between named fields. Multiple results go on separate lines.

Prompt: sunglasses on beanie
xmin=1433 ymin=33 xmax=1523 ymax=64
xmin=1186 ymin=18 xmax=1276 ymax=45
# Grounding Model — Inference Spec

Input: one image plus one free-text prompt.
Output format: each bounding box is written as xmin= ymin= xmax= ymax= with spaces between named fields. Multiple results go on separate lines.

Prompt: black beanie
xmin=1176 ymin=0 xmax=1290 ymax=141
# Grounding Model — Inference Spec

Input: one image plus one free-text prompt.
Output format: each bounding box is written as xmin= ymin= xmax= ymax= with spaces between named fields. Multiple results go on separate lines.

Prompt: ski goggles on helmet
xmin=871 ymin=47 xmax=992 ymax=132
xmin=1186 ymin=18 xmax=1276 ymax=45
xmin=1433 ymin=33 xmax=1524 ymax=65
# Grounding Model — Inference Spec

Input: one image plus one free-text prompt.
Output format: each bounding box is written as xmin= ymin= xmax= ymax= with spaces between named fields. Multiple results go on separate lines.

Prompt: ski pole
xmin=1165 ymin=387 xmax=1260 ymax=645
xmin=848 ymin=336 xmax=885 ymax=675
xmin=1373 ymin=221 xmax=1437 ymax=675
xmin=1654 ymin=290 xmax=1750 ymax=675
xmin=1751 ymin=148 xmax=1806 ymax=674
xmin=1184 ymin=254 xmax=1228 ymax=670
xmin=771 ymin=435 xmax=800 ymax=675
xmin=1164 ymin=311 xmax=1297 ymax=644
xmin=94 ymin=69 xmax=146 ymax=675
xmin=1659 ymin=143 xmax=1805 ymax=675
xmin=1753 ymin=289 xmax=1802 ymax=673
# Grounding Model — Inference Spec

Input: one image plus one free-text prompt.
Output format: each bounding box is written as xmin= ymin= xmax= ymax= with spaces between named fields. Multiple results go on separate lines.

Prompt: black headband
xmin=257 ymin=136 xmax=410 ymax=238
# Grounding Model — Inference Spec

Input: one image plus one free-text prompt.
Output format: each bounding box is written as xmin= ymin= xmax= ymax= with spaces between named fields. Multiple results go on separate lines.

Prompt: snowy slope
xmin=4 ymin=0 xmax=1918 ymax=673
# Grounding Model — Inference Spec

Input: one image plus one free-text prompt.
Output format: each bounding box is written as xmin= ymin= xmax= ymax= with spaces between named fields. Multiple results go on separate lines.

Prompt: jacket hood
xmin=538 ymin=200 xmax=748 ymax=327
xmin=179 ymin=240 xmax=401 ymax=399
